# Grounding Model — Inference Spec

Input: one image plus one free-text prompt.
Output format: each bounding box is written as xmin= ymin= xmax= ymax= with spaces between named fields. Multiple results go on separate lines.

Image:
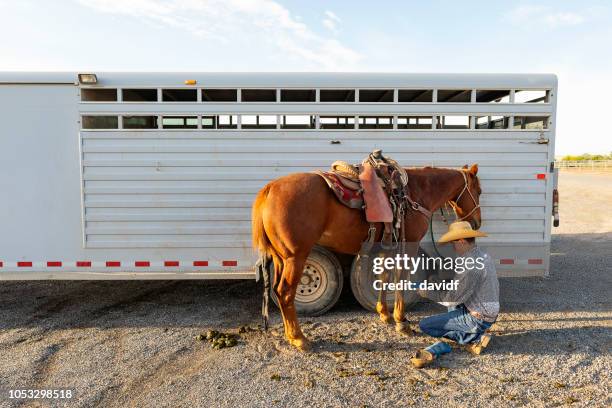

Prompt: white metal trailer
xmin=0 ymin=72 xmax=558 ymax=311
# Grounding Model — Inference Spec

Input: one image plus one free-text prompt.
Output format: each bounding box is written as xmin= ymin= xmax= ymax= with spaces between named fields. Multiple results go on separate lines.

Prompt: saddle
xmin=316 ymin=150 xmax=424 ymax=247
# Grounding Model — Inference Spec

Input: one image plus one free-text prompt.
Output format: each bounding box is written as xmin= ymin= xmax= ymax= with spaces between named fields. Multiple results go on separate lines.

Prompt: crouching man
xmin=411 ymin=221 xmax=499 ymax=368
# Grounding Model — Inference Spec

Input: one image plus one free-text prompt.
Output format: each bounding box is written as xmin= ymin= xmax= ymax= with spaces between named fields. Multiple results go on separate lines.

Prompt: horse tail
xmin=252 ymin=183 xmax=274 ymax=330
xmin=252 ymin=183 xmax=273 ymax=256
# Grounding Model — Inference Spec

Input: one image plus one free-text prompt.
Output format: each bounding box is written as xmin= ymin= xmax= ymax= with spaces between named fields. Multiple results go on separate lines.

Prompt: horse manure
xmin=553 ymin=381 xmax=566 ymax=388
xmin=407 ymin=377 xmax=420 ymax=385
xmin=564 ymin=396 xmax=579 ymax=404
xmin=270 ymin=374 xmax=281 ymax=381
xmin=205 ymin=330 xmax=220 ymax=340
xmin=336 ymin=368 xmax=356 ymax=378
xmin=196 ymin=330 xmax=239 ymax=349
xmin=364 ymin=370 xmax=378 ymax=376
xmin=427 ymin=378 xmax=448 ymax=386
xmin=239 ymin=325 xmax=260 ymax=333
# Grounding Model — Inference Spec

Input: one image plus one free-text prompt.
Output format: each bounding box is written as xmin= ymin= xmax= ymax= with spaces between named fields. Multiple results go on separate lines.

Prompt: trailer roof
xmin=0 ymin=72 xmax=557 ymax=88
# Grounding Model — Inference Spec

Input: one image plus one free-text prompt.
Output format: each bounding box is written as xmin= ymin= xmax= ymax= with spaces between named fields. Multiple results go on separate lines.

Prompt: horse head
xmin=450 ymin=164 xmax=482 ymax=230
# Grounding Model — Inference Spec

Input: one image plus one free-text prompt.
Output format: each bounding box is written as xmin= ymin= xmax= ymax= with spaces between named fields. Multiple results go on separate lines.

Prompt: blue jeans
xmin=419 ymin=304 xmax=493 ymax=345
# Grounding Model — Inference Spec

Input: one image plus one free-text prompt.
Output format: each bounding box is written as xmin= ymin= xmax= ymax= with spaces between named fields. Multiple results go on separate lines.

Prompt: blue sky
xmin=1 ymin=0 xmax=611 ymax=155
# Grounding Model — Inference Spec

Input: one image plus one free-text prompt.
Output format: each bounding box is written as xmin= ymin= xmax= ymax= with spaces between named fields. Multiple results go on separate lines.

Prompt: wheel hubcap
xmin=296 ymin=262 xmax=328 ymax=304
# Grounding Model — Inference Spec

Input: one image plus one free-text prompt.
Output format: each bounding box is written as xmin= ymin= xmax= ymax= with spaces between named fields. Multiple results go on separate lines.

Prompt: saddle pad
xmin=314 ymin=171 xmax=364 ymax=209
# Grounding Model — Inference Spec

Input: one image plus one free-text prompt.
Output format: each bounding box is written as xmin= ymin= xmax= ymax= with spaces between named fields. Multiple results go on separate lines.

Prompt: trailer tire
xmin=271 ymin=246 xmax=343 ymax=317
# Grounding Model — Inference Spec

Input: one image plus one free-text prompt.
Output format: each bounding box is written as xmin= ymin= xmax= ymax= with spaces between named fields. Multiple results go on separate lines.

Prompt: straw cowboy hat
xmin=438 ymin=221 xmax=488 ymax=243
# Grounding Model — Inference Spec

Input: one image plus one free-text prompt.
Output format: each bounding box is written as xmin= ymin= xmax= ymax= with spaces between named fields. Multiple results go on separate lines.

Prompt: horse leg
xmin=393 ymin=246 xmax=415 ymax=335
xmin=275 ymin=255 xmax=311 ymax=351
xmin=392 ymin=266 xmax=412 ymax=334
xmin=376 ymin=269 xmax=393 ymax=324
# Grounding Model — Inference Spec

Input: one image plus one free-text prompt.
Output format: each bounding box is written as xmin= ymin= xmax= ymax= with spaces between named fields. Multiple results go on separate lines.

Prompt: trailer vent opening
xmin=513 ymin=116 xmax=549 ymax=130
xmin=398 ymin=89 xmax=433 ymax=102
xmin=162 ymin=116 xmax=198 ymax=129
xmin=201 ymin=116 xmax=216 ymax=128
xmin=241 ymin=115 xmax=277 ymax=129
xmin=475 ymin=115 xmax=510 ymax=129
xmin=201 ymin=89 xmax=237 ymax=102
xmin=201 ymin=115 xmax=237 ymax=129
xmin=476 ymin=90 xmax=511 ymax=103
xmin=241 ymin=89 xmax=277 ymax=102
xmin=281 ymin=89 xmax=316 ymax=102
xmin=81 ymin=89 xmax=117 ymax=102
xmin=358 ymin=116 xmax=393 ymax=129
xmin=280 ymin=115 xmax=315 ymax=129
xmin=123 ymin=89 xmax=158 ymax=102
xmin=123 ymin=116 xmax=158 ymax=129
xmin=515 ymin=90 xmax=549 ymax=103
xmin=359 ymin=89 xmax=393 ymax=102
xmin=162 ymin=89 xmax=197 ymax=102
xmin=320 ymin=89 xmax=355 ymax=102
xmin=397 ymin=116 xmax=433 ymax=129
xmin=437 ymin=115 xmax=471 ymax=129
xmin=320 ymin=116 xmax=355 ymax=129
xmin=82 ymin=115 xmax=118 ymax=129
xmin=218 ymin=115 xmax=238 ymax=129
xmin=437 ymin=89 xmax=472 ymax=103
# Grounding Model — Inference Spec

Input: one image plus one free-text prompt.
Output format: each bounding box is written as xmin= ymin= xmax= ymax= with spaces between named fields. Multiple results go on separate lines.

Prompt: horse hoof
xmin=289 ymin=337 xmax=312 ymax=352
xmin=379 ymin=314 xmax=393 ymax=325
xmin=395 ymin=320 xmax=413 ymax=335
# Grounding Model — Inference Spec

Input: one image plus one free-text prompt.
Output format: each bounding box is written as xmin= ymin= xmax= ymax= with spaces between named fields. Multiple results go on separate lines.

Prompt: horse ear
xmin=462 ymin=164 xmax=469 ymax=169
xmin=469 ymin=164 xmax=479 ymax=175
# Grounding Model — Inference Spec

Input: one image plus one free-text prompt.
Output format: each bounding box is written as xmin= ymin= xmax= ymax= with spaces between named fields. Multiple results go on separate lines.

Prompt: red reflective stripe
xmin=77 ymin=261 xmax=92 ymax=267
xmin=106 ymin=261 xmax=121 ymax=267
xmin=47 ymin=261 xmax=62 ymax=267
xmin=18 ymin=262 xmax=33 ymax=267
xmin=164 ymin=261 xmax=179 ymax=267
xmin=222 ymin=260 xmax=238 ymax=267
xmin=528 ymin=259 xmax=543 ymax=265
xmin=536 ymin=173 xmax=546 ymax=180
xmin=135 ymin=261 xmax=150 ymax=267
xmin=500 ymin=259 xmax=514 ymax=265
xmin=193 ymin=261 xmax=209 ymax=267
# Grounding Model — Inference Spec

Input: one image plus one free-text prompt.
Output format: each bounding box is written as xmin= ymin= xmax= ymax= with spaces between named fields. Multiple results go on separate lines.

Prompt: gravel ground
xmin=0 ymin=171 xmax=610 ymax=407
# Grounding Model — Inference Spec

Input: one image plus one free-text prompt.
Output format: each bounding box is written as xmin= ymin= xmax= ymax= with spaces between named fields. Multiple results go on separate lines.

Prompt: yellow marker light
xmin=184 ymin=79 xmax=197 ymax=85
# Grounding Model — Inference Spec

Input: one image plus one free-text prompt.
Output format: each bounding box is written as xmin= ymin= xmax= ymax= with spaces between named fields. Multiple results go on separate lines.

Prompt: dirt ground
xmin=0 ymin=171 xmax=610 ymax=408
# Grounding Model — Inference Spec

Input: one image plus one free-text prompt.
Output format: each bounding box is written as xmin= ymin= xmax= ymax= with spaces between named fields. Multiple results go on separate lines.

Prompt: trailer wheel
xmin=350 ymin=251 xmax=430 ymax=312
xmin=271 ymin=246 xmax=343 ymax=316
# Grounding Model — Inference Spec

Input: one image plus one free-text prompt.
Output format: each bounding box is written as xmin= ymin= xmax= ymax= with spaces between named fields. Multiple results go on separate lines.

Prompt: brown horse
xmin=252 ymin=164 xmax=482 ymax=351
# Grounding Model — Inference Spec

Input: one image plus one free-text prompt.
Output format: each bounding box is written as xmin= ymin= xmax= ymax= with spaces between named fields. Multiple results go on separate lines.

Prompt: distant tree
xmin=560 ymin=153 xmax=612 ymax=161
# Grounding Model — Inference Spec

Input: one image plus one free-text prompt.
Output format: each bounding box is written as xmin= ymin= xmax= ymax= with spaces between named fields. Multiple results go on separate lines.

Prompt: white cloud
xmin=544 ymin=12 xmax=585 ymax=27
xmin=507 ymin=5 xmax=585 ymax=28
xmin=76 ymin=0 xmax=360 ymax=69
xmin=323 ymin=10 xmax=341 ymax=34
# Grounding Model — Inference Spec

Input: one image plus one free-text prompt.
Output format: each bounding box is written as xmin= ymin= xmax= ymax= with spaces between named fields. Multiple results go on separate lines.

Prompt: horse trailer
xmin=0 ymin=72 xmax=558 ymax=314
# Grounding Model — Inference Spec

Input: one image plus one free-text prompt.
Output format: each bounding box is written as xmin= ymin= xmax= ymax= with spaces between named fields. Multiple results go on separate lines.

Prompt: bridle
xmin=445 ymin=170 xmax=481 ymax=223
xmin=430 ymin=169 xmax=481 ymax=257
